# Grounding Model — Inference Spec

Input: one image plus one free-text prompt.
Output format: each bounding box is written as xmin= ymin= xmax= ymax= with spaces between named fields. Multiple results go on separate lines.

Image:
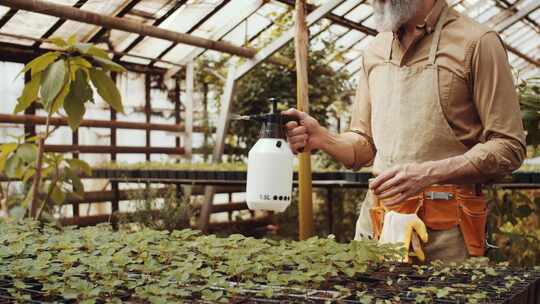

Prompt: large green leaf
xmin=41 ymin=59 xmax=67 ymax=109
xmin=50 ymin=184 xmax=66 ymax=204
xmin=48 ymin=37 xmax=68 ymax=48
xmin=16 ymin=143 xmax=37 ymax=163
xmin=92 ymin=56 xmax=126 ymax=73
xmin=4 ymin=155 xmax=22 ymax=178
xmin=15 ymin=72 xmax=42 ymax=113
xmin=65 ymin=167 xmax=85 ymax=198
xmin=89 ymin=69 xmax=123 ymax=113
xmin=87 ymin=46 xmax=109 ymax=59
xmin=73 ymin=43 xmax=92 ymax=54
xmin=64 ymin=69 xmax=92 ymax=130
xmin=51 ymin=81 xmax=71 ymax=113
xmin=18 ymin=52 xmax=60 ymax=77
xmin=67 ymin=158 xmax=92 ymax=176
xmin=0 ymin=143 xmax=17 ymax=172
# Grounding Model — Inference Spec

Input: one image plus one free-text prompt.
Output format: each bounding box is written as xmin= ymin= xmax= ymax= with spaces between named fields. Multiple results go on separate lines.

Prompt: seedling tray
xmin=1 ymin=221 xmax=539 ymax=303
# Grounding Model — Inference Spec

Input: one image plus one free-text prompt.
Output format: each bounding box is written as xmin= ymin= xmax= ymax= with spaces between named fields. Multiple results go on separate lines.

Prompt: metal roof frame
xmin=0 ymin=0 xmax=536 ymax=78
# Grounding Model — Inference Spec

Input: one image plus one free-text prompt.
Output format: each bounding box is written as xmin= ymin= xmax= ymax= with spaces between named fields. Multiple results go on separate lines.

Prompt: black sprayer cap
xmin=248 ymin=98 xmax=299 ymax=139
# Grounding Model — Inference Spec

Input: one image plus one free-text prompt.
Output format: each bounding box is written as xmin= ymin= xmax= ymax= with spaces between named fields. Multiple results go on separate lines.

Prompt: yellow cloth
xmin=379 ymin=211 xmax=429 ymax=262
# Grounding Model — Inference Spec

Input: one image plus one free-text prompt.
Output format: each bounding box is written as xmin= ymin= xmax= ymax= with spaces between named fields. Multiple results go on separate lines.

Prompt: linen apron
xmin=354 ymin=8 xmax=470 ymax=262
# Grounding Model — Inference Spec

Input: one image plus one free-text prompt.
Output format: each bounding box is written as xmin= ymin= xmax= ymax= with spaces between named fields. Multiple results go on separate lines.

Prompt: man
xmin=284 ymin=0 xmax=525 ymax=262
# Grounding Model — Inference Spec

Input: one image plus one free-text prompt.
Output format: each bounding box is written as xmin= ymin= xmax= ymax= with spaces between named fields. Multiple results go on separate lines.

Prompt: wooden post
xmin=185 ymin=62 xmax=194 ymax=160
xmin=295 ymin=0 xmax=314 ymax=240
xmin=144 ymin=73 xmax=151 ymax=161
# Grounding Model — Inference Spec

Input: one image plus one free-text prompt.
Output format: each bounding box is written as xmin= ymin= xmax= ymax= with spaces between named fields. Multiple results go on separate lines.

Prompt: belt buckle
xmin=425 ymin=191 xmax=454 ymax=200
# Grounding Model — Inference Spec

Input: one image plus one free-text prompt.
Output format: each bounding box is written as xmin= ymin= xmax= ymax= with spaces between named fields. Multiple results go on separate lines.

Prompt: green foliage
xmin=0 ymin=220 xmax=404 ymax=302
xmin=1 ymin=36 xmax=124 ymax=221
xmin=120 ymin=186 xmax=192 ymax=231
xmin=226 ymin=45 xmax=352 ymax=158
xmin=518 ymin=77 xmax=540 ymax=148
xmin=487 ymin=188 xmax=540 ymax=266
xmin=13 ymin=35 xmax=126 ymax=125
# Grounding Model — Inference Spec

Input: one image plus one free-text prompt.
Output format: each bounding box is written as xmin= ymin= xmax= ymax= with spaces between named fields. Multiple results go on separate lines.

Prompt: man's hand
xmin=282 ymin=108 xmax=327 ymax=154
xmin=370 ymin=162 xmax=440 ymax=207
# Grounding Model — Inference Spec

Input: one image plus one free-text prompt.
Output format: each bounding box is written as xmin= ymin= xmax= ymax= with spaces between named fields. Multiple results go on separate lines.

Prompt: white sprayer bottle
xmin=246 ymin=99 xmax=295 ymax=212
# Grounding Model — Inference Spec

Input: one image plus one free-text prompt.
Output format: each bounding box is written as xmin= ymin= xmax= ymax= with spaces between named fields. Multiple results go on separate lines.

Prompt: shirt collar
xmin=421 ymin=0 xmax=448 ymax=34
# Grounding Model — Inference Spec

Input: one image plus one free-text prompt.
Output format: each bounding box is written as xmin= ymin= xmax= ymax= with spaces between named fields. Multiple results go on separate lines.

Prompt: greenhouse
xmin=0 ymin=0 xmax=539 ymax=302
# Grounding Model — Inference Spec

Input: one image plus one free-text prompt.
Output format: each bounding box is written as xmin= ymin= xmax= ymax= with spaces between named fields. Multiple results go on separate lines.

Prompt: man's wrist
xmin=423 ymin=160 xmax=446 ymax=184
xmin=311 ymin=126 xmax=330 ymax=151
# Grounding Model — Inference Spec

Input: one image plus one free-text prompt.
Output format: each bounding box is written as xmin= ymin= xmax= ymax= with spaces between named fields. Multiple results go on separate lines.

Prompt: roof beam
xmin=235 ymin=0 xmax=348 ymax=80
xmin=33 ymin=0 xmax=88 ymax=48
xmin=494 ymin=0 xmax=539 ymax=31
xmin=505 ymin=43 xmax=540 ymax=67
xmin=0 ymin=8 xmax=18 ymax=28
xmin=1 ymin=0 xmax=257 ymax=58
xmin=151 ymin=0 xmax=231 ymax=66
xmin=275 ymin=0 xmax=377 ymax=36
xmin=0 ymin=41 xmax=168 ymax=74
xmin=494 ymin=1 xmax=540 ymax=32
xmin=87 ymin=0 xmax=142 ymax=43
xmin=163 ymin=0 xmax=265 ymax=79
xmin=117 ymin=0 xmax=188 ymax=59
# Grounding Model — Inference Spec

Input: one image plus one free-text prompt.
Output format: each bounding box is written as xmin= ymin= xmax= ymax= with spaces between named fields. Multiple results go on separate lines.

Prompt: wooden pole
xmin=2 ymin=0 xmax=256 ymax=59
xmin=294 ymin=0 xmax=314 ymax=240
xmin=185 ymin=62 xmax=194 ymax=160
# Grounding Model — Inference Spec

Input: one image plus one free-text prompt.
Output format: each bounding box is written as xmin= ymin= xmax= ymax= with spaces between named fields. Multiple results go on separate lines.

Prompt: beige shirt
xmin=349 ymin=0 xmax=526 ymax=178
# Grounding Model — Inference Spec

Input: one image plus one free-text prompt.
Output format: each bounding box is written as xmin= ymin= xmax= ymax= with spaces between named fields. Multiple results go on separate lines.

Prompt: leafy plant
xmin=518 ymin=77 xmax=540 ymax=149
xmin=487 ymin=187 xmax=540 ymax=266
xmin=1 ymin=220 xmax=539 ymax=302
xmin=0 ymin=219 xmax=405 ymax=303
xmin=1 ymin=36 xmax=125 ymax=220
xmin=120 ymin=186 xmax=192 ymax=231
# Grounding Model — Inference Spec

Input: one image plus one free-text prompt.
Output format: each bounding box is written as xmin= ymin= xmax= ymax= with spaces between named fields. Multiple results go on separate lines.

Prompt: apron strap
xmin=427 ymin=6 xmax=450 ymax=65
xmin=385 ymin=35 xmax=393 ymax=63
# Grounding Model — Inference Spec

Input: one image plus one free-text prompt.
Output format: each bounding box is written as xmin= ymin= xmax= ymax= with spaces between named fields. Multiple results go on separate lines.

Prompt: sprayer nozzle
xmin=230 ymin=114 xmax=252 ymax=121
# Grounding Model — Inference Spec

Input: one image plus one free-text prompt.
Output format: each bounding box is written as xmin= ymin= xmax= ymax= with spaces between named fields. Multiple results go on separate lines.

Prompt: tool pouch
xmin=369 ymin=206 xmax=386 ymax=240
xmin=457 ymin=193 xmax=487 ymax=256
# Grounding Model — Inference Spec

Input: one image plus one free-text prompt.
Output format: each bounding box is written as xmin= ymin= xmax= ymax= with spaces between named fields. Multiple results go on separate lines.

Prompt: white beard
xmin=372 ymin=0 xmax=423 ymax=32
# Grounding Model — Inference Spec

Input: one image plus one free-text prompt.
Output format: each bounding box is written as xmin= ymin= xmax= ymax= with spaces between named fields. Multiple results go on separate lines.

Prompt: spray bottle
xmin=234 ymin=98 xmax=297 ymax=212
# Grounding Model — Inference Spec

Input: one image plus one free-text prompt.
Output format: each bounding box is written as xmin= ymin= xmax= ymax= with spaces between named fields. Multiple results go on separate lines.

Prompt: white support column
xmin=185 ymin=62 xmax=194 ymax=160
xmin=199 ymin=63 xmax=238 ymax=232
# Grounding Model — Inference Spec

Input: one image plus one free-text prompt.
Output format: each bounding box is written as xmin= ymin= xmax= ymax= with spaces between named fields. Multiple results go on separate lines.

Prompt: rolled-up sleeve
xmin=347 ymin=55 xmax=376 ymax=169
xmin=463 ymin=32 xmax=526 ymax=178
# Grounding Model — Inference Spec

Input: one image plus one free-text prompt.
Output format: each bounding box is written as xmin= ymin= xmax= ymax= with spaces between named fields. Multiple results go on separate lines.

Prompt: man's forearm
xmin=318 ymin=130 xmax=374 ymax=170
xmin=427 ymin=155 xmax=489 ymax=185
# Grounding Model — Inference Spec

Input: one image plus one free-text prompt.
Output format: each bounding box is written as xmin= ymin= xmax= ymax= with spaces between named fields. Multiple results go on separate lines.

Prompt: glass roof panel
xmin=0 ymin=0 xmax=78 ymax=46
xmin=41 ymin=0 xmax=133 ymax=49
xmin=332 ymin=0 xmax=362 ymax=17
xmin=162 ymin=0 xmax=266 ymax=63
xmin=345 ymin=3 xmax=372 ymax=23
